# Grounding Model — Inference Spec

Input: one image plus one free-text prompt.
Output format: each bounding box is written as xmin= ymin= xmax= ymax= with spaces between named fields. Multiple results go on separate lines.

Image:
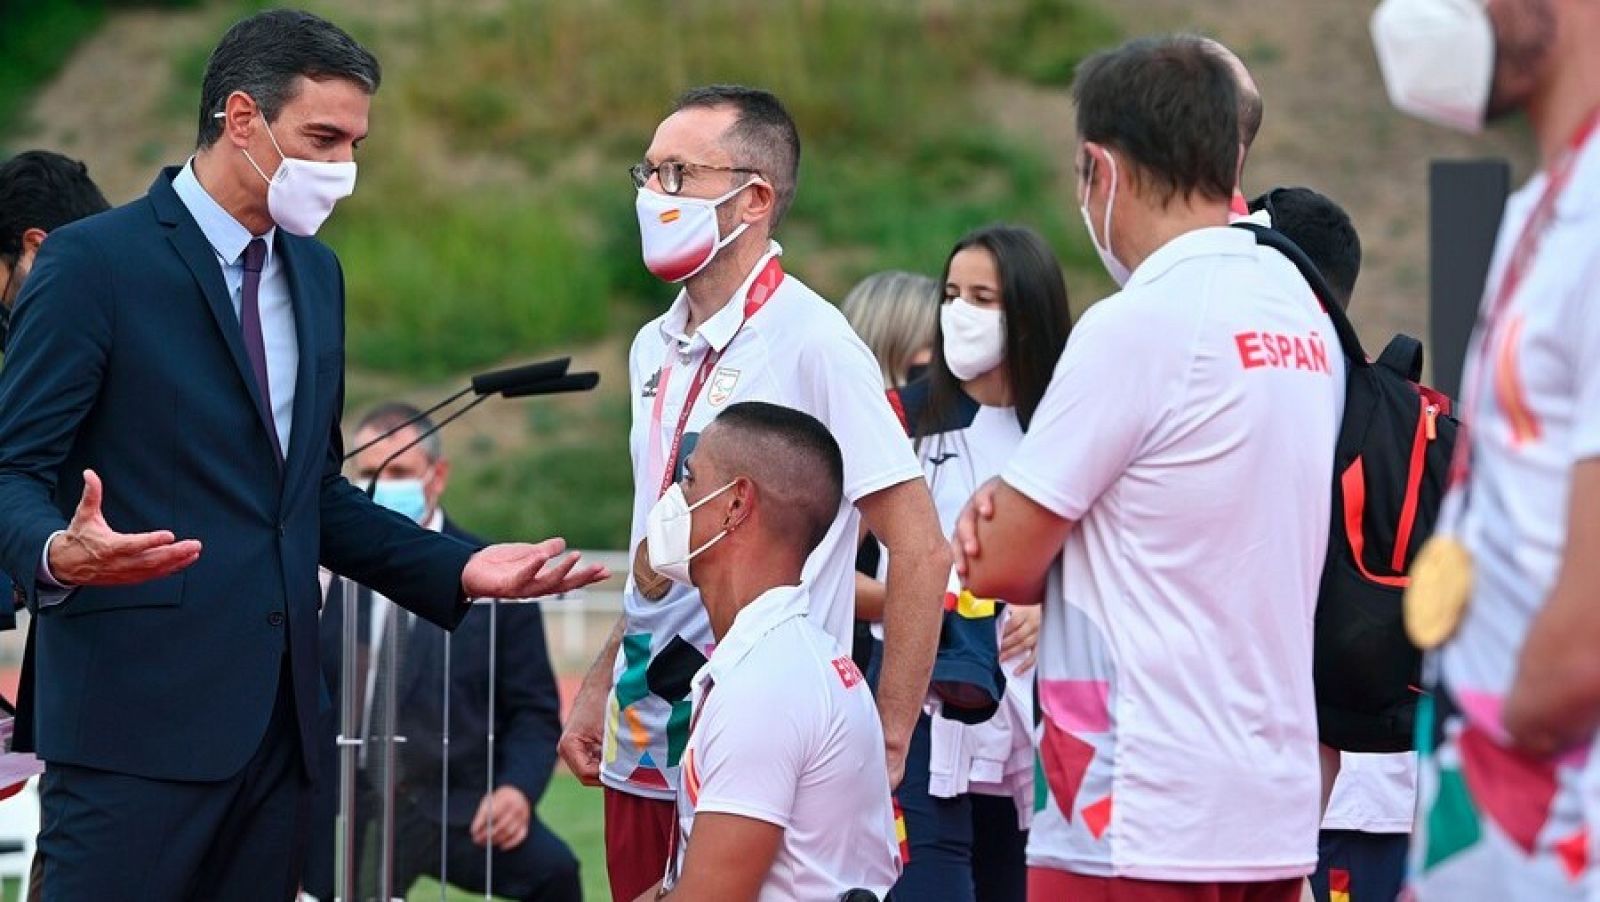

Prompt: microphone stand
xmin=337 ymin=393 xmax=493 ymax=902
xmin=333 ymin=369 xmax=597 ymax=902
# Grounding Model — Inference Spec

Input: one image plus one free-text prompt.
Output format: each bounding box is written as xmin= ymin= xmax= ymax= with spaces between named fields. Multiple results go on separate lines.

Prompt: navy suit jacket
xmin=313 ymin=517 xmax=562 ymax=826
xmin=0 ymin=167 xmax=478 ymax=782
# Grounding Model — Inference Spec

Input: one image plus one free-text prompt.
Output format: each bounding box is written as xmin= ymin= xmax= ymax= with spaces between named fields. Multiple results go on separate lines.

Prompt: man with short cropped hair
xmin=640 ymin=402 xmax=900 ymax=901
xmin=956 ymin=35 xmax=1343 ymax=900
xmin=1249 ymin=186 xmax=1361 ymax=311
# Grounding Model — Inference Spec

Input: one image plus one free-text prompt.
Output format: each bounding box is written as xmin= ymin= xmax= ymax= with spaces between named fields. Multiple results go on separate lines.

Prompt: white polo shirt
xmin=1323 ymin=753 xmax=1417 ymax=834
xmin=1421 ymin=124 xmax=1600 ymax=893
xmin=1003 ymin=226 xmax=1343 ymax=880
xmin=1441 ymin=129 xmax=1600 ymax=738
xmin=603 ymin=243 xmax=923 ymax=798
xmin=666 ymin=584 xmax=901 ymax=900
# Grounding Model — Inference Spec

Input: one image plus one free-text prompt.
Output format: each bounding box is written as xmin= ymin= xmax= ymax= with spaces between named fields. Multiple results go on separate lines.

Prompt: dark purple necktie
xmin=240 ymin=238 xmax=283 ymax=462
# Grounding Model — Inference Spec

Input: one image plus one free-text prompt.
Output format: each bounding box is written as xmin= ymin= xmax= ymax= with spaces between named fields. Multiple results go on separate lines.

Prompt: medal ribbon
xmin=1448 ymin=108 xmax=1600 ymax=496
xmin=648 ymin=255 xmax=785 ymax=498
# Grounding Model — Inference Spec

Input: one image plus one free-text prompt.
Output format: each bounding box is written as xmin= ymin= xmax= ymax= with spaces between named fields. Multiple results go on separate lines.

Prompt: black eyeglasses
xmin=629 ymin=160 xmax=762 ymax=195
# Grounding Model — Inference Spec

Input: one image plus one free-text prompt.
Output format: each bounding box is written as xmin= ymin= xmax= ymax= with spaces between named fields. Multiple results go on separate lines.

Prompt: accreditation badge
xmin=632 ymin=538 xmax=672 ymax=602
xmin=1404 ymin=532 xmax=1474 ymax=650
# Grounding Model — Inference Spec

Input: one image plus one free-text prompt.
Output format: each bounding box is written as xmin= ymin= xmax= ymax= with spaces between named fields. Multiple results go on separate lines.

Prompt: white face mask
xmin=229 ymin=112 xmax=358 ymax=236
xmin=1371 ymin=0 xmax=1495 ymax=133
xmin=940 ymin=298 xmax=1005 ymax=382
xmin=635 ymin=181 xmax=755 ymax=283
xmin=645 ymin=480 xmax=737 ymax=587
xmin=1078 ymin=150 xmax=1133 ymax=287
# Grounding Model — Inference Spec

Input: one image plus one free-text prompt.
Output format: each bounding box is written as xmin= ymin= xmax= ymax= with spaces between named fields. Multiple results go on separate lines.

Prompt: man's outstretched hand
xmin=462 ymin=538 xmax=609 ymax=600
xmin=48 ymin=469 xmax=203 ymax=586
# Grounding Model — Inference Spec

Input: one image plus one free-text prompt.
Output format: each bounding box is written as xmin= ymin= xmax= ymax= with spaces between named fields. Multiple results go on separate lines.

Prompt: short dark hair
xmin=674 ymin=85 xmax=801 ymax=228
xmin=1250 ymin=187 xmax=1363 ymax=310
xmin=1073 ymin=35 xmax=1239 ymax=206
xmin=195 ymin=9 xmax=381 ymax=148
xmin=356 ymin=401 xmax=441 ymax=462
xmin=709 ymin=401 xmax=842 ymax=555
xmin=0 ymin=151 xmax=109 ymax=259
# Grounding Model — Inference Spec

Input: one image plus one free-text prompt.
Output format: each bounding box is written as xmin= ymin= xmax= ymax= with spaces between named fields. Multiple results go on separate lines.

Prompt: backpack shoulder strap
xmin=1232 ymin=222 xmax=1368 ymax=365
xmin=1376 ymin=334 xmax=1425 ymax=382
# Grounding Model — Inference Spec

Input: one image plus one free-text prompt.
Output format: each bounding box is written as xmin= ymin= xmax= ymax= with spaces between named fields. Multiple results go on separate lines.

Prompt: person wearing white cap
xmin=1372 ymin=0 xmax=1600 ymax=898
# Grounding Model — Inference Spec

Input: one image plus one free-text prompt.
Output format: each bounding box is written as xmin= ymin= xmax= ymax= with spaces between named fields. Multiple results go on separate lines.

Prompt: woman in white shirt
xmin=867 ymin=224 xmax=1073 ymax=902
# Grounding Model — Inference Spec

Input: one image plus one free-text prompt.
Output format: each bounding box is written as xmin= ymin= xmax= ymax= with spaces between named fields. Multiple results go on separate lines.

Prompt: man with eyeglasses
xmin=556 ymin=84 xmax=948 ymax=902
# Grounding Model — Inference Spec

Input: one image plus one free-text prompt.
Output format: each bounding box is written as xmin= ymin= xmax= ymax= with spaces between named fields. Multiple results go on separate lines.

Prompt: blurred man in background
xmin=304 ymin=403 xmax=580 ymax=902
xmin=0 ymin=149 xmax=108 ymax=642
xmin=1373 ymin=0 xmax=1600 ymax=897
xmin=0 ymin=150 xmax=109 ymax=356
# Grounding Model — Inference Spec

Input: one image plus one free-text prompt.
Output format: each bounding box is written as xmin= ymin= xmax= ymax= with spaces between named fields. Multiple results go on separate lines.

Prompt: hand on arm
xmin=955 ymin=478 xmax=1071 ymax=607
xmin=1505 ymin=458 xmax=1600 ymax=755
xmin=657 ymin=812 xmax=782 ymax=902
xmin=46 ymin=469 xmax=201 ymax=587
xmin=558 ymin=615 xmax=624 ymax=786
xmin=858 ymin=478 xmax=949 ymax=789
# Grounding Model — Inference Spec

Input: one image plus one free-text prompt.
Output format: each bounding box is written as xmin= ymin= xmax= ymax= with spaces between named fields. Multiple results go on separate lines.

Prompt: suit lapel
xmin=276 ymin=234 xmax=322 ymax=504
xmin=152 ymin=171 xmax=277 ymax=460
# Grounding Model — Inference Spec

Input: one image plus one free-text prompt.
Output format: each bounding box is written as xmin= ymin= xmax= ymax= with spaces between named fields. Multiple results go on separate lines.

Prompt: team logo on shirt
xmin=831 ymin=655 xmax=864 ymax=689
xmin=707 ymin=367 xmax=740 ymax=406
xmin=928 ymin=452 xmax=960 ymax=467
xmin=642 ymin=368 xmax=662 ymax=399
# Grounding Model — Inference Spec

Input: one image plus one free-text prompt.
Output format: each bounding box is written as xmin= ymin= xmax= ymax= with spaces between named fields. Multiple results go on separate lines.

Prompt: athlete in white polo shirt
xmin=1372 ymin=1 xmax=1600 ymax=897
xmin=636 ymin=402 xmax=900 ymax=902
xmin=957 ymin=36 xmax=1343 ymax=901
xmin=557 ymin=85 xmax=947 ymax=902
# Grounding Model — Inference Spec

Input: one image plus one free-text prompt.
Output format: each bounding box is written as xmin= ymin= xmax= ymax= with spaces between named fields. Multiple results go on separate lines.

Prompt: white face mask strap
xmin=1100 ymin=150 xmax=1119 ymax=258
xmin=685 ymin=478 xmax=738 ymax=513
xmin=708 ymin=178 xmax=761 ymax=250
xmin=681 ymin=478 xmax=739 ymax=559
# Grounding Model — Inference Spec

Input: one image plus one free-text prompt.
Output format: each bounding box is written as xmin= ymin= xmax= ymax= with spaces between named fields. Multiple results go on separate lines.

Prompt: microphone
xmin=345 ymin=357 xmax=572 ymax=461
xmin=470 ymin=358 xmax=570 ymax=397
xmin=500 ymin=371 xmax=600 ymax=399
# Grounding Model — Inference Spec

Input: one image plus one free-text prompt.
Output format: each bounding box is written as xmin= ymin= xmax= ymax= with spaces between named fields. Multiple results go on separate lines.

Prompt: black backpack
xmin=1238 ymin=223 xmax=1460 ymax=753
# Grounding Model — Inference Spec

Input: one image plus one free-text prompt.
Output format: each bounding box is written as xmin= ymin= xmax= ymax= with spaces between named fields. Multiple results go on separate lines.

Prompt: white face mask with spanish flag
xmin=635 ymin=181 xmax=755 ymax=283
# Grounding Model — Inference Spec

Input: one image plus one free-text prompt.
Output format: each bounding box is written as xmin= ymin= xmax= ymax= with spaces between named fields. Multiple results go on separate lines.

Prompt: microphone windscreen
xmin=470 ymin=358 xmax=571 ymax=395
xmin=501 ymin=371 xmax=601 ymax=398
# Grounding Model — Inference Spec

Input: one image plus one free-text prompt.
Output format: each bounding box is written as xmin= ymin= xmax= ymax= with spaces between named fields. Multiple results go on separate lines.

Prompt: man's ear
xmin=220 ymin=90 xmax=263 ymax=150
xmin=740 ymin=180 xmax=777 ymax=225
xmin=725 ymin=477 xmax=754 ymax=531
xmin=20 ymin=228 xmax=47 ymax=258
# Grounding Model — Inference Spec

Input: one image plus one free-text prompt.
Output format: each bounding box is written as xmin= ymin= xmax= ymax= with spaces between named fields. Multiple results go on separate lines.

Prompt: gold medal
xmin=632 ymin=539 xmax=672 ymax=602
xmin=1404 ymin=534 xmax=1475 ymax=650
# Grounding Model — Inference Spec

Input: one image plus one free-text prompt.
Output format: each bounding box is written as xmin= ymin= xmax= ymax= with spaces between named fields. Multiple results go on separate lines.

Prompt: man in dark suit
xmin=0 ymin=11 xmax=605 ymax=901
xmin=0 ymin=150 xmax=110 ymax=636
xmin=304 ymin=402 xmax=581 ymax=902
